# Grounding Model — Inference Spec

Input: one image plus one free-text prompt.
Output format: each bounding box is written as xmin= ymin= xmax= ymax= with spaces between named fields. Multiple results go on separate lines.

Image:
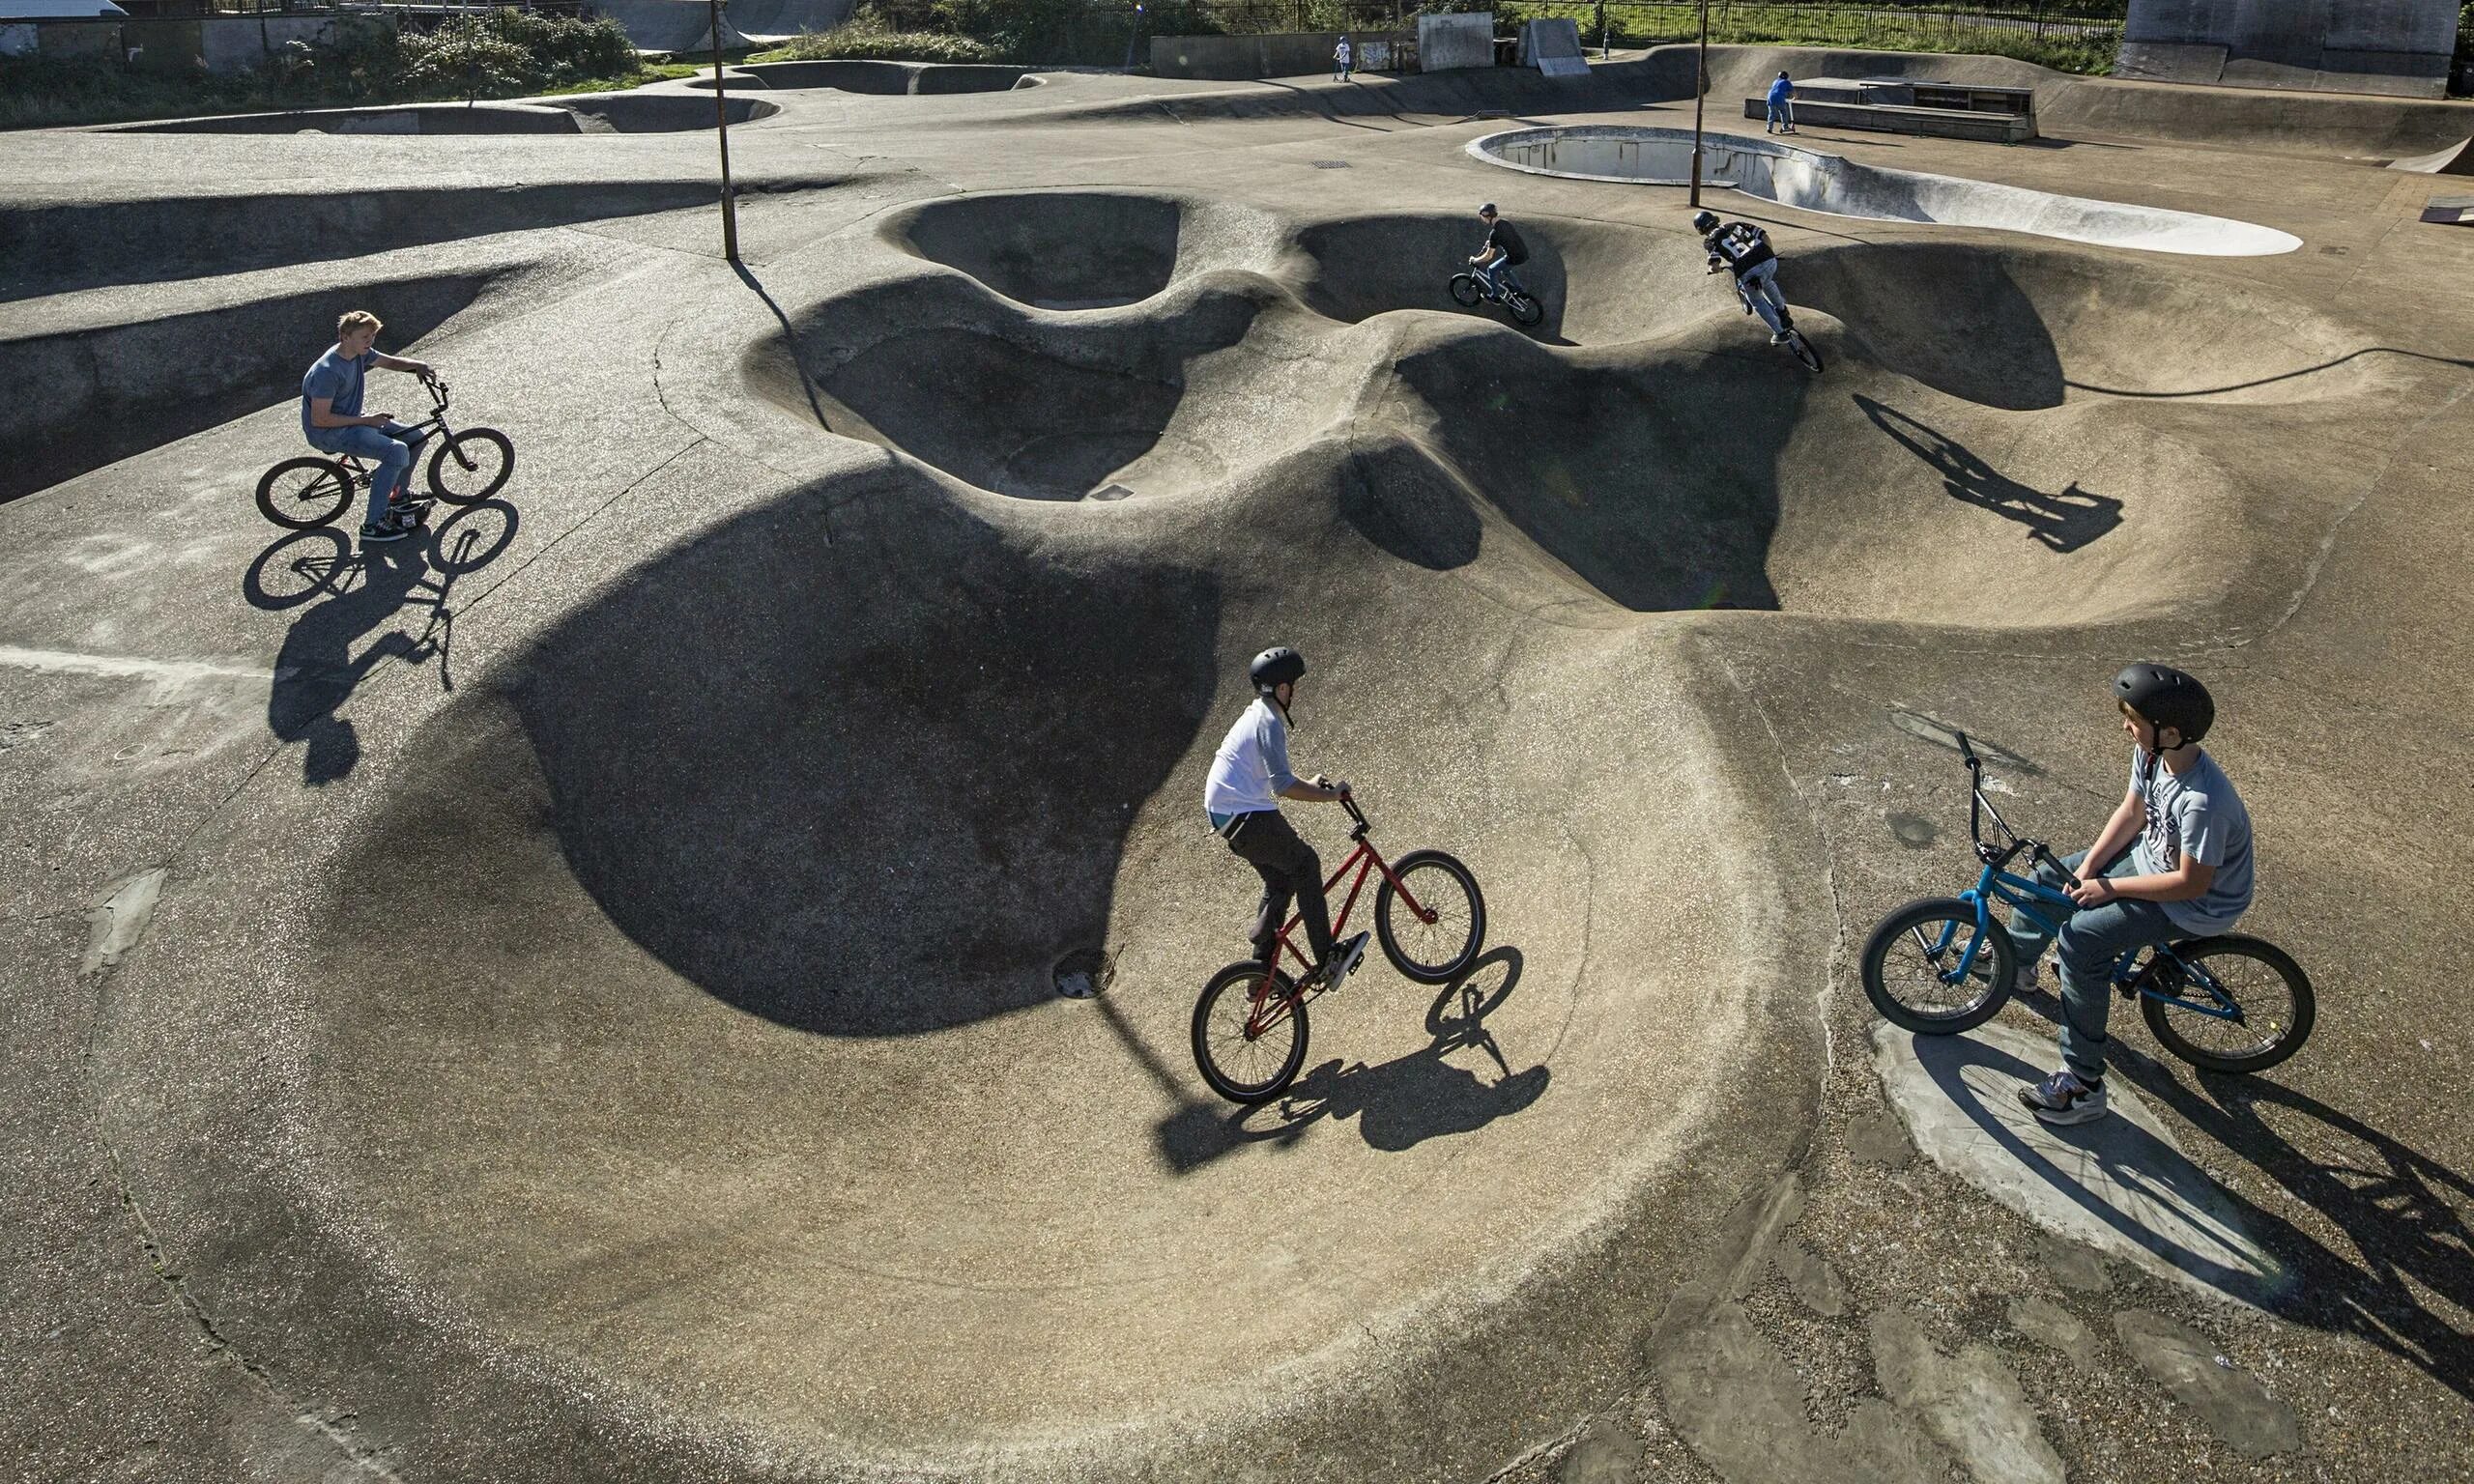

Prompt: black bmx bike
xmin=255 ymin=376 xmax=514 ymax=530
xmin=1448 ymin=264 xmax=1544 ymax=328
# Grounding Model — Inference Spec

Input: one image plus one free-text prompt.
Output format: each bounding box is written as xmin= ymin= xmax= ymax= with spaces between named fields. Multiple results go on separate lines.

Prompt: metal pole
xmin=1689 ymin=0 xmax=1709 ymax=209
xmin=1597 ymin=0 xmax=1606 ymax=59
xmin=708 ymin=0 xmax=739 ymax=262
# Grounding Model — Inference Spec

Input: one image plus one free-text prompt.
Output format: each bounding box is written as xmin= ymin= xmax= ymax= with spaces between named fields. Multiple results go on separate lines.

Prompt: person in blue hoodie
xmin=1766 ymin=71 xmax=1797 ymax=134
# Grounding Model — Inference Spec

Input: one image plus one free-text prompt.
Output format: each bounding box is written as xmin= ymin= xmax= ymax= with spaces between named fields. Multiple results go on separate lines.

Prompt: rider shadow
xmin=1858 ymin=395 xmax=2123 ymax=554
xmin=252 ymin=501 xmax=519 ymax=785
xmin=1155 ymin=947 xmax=1548 ymax=1168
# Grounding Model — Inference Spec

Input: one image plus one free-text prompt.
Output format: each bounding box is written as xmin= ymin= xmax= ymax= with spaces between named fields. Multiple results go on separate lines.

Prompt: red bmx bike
xmin=1191 ymin=793 xmax=1485 ymax=1103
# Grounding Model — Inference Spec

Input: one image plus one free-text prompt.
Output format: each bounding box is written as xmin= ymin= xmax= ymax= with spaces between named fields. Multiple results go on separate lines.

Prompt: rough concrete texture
xmin=4 ymin=37 xmax=2473 ymax=1484
xmin=1875 ymin=1020 xmax=2287 ymax=1305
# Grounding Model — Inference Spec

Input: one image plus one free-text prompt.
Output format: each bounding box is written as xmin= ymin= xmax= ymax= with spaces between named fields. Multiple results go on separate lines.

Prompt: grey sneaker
xmin=359 ymin=515 xmax=414 ymax=545
xmin=2018 ymin=1068 xmax=2106 ymax=1126
xmin=1770 ymin=329 xmax=1792 ymax=345
xmin=1300 ymin=930 xmax=1372 ymax=992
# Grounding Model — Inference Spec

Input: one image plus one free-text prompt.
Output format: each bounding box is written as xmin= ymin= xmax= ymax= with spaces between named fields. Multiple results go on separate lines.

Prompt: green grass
xmin=754 ymin=19 xmax=1008 ymax=66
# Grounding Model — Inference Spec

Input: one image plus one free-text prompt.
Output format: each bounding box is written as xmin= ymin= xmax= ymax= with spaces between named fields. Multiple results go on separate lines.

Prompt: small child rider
xmin=1204 ymin=646 xmax=1371 ymax=989
xmin=2006 ymin=665 xmax=2255 ymax=1127
xmin=1765 ymin=70 xmax=1797 ymax=133
xmin=1695 ymin=209 xmax=1798 ymax=345
xmin=1470 ymin=203 xmax=1530 ymax=299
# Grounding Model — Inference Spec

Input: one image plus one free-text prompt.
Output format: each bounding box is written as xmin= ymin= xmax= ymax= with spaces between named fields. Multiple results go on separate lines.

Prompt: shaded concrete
xmin=1874 ymin=1021 xmax=2287 ymax=1306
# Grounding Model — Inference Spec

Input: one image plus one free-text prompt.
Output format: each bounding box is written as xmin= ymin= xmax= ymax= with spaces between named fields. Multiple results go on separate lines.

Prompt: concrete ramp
xmin=1471 ymin=126 xmax=2302 ymax=257
xmin=1519 ymin=17 xmax=1588 ymax=78
xmin=588 ymin=0 xmax=748 ymax=53
xmin=2391 ymin=136 xmax=2474 ymax=175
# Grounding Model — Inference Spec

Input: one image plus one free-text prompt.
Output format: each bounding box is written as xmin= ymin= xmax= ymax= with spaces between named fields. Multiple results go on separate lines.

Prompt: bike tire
xmin=1374 ymin=849 xmax=1486 ymax=985
xmin=1506 ymin=290 xmax=1544 ymax=328
xmin=254 ymin=456 xmax=355 ymax=529
xmin=1788 ymin=330 xmax=1824 ymax=374
xmin=1448 ymin=273 xmax=1484 ymax=309
xmin=1192 ymin=960 xmax=1309 ymax=1104
xmin=1860 ymin=898 xmax=2016 ymax=1035
xmin=427 ymin=427 xmax=514 ymax=504
xmin=2140 ymin=936 xmax=2315 ymax=1074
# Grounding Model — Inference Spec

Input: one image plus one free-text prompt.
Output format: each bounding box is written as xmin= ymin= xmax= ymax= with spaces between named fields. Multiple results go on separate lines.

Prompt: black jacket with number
xmin=1703 ymin=221 xmax=1776 ymax=276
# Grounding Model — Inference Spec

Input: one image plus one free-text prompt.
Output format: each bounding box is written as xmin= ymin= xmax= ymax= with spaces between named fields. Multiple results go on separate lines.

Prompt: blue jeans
xmin=2004 ymin=848 xmax=2180 ymax=1082
xmin=1476 ymin=259 xmax=1519 ymax=298
xmin=307 ymin=420 xmax=426 ymax=525
xmin=1767 ymin=100 xmax=1793 ymax=130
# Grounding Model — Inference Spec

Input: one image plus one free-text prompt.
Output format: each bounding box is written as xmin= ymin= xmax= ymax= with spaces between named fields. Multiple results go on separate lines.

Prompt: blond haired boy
xmin=301 ymin=310 xmax=435 ymax=545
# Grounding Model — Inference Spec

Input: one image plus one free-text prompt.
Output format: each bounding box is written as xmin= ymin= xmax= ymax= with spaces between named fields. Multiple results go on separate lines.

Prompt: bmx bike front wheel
xmin=427 ymin=427 xmax=515 ymax=504
xmin=1860 ymin=898 xmax=2015 ymax=1035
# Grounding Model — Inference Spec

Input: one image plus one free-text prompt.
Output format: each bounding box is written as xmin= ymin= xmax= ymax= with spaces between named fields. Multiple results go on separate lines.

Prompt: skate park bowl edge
xmin=1469 ymin=126 xmax=2303 ymax=257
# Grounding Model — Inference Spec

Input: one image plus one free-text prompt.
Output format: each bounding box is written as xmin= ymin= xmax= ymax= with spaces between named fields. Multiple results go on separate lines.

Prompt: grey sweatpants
xmin=1736 ymin=260 xmax=1790 ymax=336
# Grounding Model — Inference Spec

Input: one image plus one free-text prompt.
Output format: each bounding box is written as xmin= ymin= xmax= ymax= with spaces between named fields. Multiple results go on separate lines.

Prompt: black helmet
xmin=1250 ymin=645 xmax=1305 ymax=695
xmin=2114 ymin=663 xmax=2213 ymax=748
xmin=1479 ymin=202 xmax=1497 ymax=216
xmin=1691 ymin=210 xmax=1720 ymax=235
xmin=1778 ymin=70 xmax=1791 ymax=78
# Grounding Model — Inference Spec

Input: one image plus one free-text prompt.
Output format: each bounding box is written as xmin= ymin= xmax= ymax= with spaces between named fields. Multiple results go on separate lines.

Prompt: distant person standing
xmin=1334 ymin=35 xmax=1353 ymax=81
xmin=1766 ymin=70 xmax=1797 ymax=133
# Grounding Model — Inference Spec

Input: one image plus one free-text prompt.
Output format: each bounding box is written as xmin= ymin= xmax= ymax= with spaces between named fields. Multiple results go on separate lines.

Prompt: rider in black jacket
xmin=1470 ymin=203 xmax=1530 ymax=300
xmin=1695 ymin=210 xmax=1797 ymax=344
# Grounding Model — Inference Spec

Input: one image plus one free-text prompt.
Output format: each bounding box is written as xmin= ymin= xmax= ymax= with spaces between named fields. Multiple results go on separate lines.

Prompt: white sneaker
xmin=2018 ymin=1069 xmax=2107 ymax=1127
xmin=1303 ymin=930 xmax=1371 ymax=990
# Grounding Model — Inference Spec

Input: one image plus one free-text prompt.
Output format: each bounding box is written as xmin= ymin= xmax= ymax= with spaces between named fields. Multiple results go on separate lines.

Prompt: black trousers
xmin=1223 ymin=810 xmax=1336 ymax=967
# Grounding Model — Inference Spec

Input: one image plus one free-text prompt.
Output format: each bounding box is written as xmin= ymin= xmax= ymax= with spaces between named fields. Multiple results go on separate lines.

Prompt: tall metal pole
xmin=708 ymin=0 xmax=740 ymax=263
xmin=1597 ymin=0 xmax=1607 ymax=59
xmin=1689 ymin=0 xmax=1709 ymax=209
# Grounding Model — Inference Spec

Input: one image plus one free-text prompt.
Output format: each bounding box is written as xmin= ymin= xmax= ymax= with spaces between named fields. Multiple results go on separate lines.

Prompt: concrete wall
xmin=1418 ymin=11 xmax=1491 ymax=72
xmin=1151 ymin=32 xmax=1344 ymax=82
xmin=2120 ymin=0 xmax=2458 ymax=98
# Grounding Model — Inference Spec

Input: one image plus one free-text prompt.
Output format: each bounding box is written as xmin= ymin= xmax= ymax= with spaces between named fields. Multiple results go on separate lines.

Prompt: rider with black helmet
xmin=1202 ymin=646 xmax=1371 ymax=989
xmin=1469 ymin=203 xmax=1531 ymax=303
xmin=1695 ymin=208 xmax=1798 ymax=346
xmin=2006 ymin=664 xmax=2256 ymax=1127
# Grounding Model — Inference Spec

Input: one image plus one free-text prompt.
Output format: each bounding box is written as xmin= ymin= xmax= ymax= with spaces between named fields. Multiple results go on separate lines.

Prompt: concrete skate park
xmin=5 ymin=32 xmax=2474 ymax=1484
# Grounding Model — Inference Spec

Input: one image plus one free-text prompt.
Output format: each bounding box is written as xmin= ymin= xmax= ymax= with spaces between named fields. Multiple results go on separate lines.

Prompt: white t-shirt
xmin=2130 ymin=747 xmax=2254 ymax=936
xmin=1203 ymin=697 xmax=1297 ymax=819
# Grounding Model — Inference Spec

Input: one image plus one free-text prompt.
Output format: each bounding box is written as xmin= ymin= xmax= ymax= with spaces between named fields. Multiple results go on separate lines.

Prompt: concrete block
xmin=1418 ymin=12 xmax=1491 ymax=72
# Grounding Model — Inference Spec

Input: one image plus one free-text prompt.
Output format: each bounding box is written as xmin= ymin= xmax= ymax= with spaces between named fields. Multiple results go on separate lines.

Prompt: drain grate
xmin=1052 ymin=947 xmax=1116 ymax=999
xmin=1311 ymin=159 xmax=1351 ymax=169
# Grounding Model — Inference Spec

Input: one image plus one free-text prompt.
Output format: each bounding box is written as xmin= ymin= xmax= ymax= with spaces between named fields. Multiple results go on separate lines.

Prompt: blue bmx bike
xmin=1858 ymin=732 xmax=2314 ymax=1075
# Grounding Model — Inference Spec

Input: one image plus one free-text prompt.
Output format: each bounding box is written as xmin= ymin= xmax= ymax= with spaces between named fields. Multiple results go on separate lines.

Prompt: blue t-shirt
xmin=2130 ymin=747 xmax=2254 ymax=936
xmin=301 ymin=346 xmax=372 ymax=438
xmin=1767 ymin=76 xmax=1795 ymax=105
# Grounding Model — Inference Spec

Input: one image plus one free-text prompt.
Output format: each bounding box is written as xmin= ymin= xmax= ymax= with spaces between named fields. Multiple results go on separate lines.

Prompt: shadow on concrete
xmin=507 ymin=464 xmax=1223 ymax=1035
xmin=2111 ymin=1056 xmax=2474 ymax=1405
xmin=1910 ymin=1028 xmax=2287 ymax=1305
xmin=258 ymin=500 xmax=517 ymax=785
xmin=1155 ymin=947 xmax=1547 ymax=1166
xmin=1858 ymin=394 xmax=2123 ymax=554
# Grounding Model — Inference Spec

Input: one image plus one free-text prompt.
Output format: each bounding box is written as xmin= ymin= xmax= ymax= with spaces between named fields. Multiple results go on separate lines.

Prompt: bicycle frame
xmin=1923 ymin=733 xmax=2249 ymax=1025
xmin=1243 ymin=798 xmax=1436 ymax=1029
xmin=335 ymin=380 xmax=459 ymax=481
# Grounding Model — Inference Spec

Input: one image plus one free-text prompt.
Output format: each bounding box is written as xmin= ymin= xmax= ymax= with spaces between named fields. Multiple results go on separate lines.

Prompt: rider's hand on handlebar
xmin=2066 ymin=876 xmax=2114 ymax=908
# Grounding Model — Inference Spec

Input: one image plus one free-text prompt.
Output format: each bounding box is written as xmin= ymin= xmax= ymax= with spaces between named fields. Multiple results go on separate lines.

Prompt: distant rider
xmin=1334 ymin=34 xmax=1353 ymax=81
xmin=2006 ymin=666 xmax=2255 ymax=1127
xmin=301 ymin=309 xmax=435 ymax=546
xmin=1766 ymin=71 xmax=1797 ymax=133
xmin=1204 ymin=646 xmax=1370 ymax=991
xmin=1695 ymin=209 xmax=1798 ymax=345
xmin=1469 ymin=202 xmax=1530 ymax=300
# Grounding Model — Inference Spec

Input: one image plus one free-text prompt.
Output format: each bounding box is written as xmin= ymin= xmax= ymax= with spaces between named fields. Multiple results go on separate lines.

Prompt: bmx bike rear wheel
xmin=2140 ymin=936 xmax=2315 ymax=1074
xmin=1193 ymin=960 xmax=1309 ymax=1103
xmin=254 ymin=457 xmax=355 ymax=529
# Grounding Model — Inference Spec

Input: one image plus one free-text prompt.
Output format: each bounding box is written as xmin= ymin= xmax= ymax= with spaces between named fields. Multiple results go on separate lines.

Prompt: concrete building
xmin=2118 ymin=0 xmax=2462 ymax=99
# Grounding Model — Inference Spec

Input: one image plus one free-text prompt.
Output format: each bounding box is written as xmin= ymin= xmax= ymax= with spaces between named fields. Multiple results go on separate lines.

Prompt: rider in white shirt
xmin=1205 ymin=646 xmax=1370 ymax=988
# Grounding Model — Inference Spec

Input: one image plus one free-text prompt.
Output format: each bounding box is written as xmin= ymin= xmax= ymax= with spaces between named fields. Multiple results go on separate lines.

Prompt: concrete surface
xmin=1874 ymin=1020 xmax=2286 ymax=1305
xmin=3 ymin=37 xmax=2472 ymax=1484
xmin=1419 ymin=11 xmax=1492 ymax=72
xmin=2120 ymin=0 xmax=2460 ymax=99
xmin=1471 ymin=125 xmax=2304 ymax=254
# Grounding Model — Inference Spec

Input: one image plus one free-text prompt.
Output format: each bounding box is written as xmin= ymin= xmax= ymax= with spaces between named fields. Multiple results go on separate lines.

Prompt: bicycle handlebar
xmin=1952 ymin=729 xmax=2082 ymax=891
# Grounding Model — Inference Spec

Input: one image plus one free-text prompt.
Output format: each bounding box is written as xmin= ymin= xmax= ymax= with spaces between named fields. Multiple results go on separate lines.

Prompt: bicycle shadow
xmin=250 ymin=500 xmax=518 ymax=785
xmin=1994 ymin=989 xmax=2474 ymax=1403
xmin=1857 ymin=394 xmax=2123 ymax=554
xmin=1155 ymin=946 xmax=1548 ymax=1168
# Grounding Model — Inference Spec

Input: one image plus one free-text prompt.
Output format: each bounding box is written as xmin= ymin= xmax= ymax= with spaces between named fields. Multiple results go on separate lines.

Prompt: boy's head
xmin=1479 ymin=203 xmax=1498 ymax=222
xmin=337 ymin=310 xmax=383 ymax=357
xmin=2114 ymin=663 xmax=2213 ymax=755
